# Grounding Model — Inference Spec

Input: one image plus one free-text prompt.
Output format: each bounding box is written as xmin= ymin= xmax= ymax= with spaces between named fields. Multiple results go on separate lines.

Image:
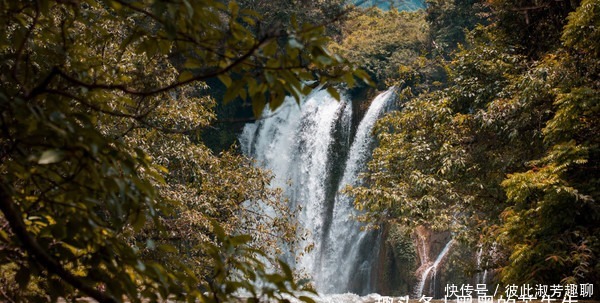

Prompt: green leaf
xmin=230 ymin=234 xmax=252 ymax=246
xmin=218 ymin=74 xmax=232 ymax=87
xmin=252 ymin=94 xmax=266 ymax=117
xmin=299 ymin=296 xmax=317 ymax=303
xmin=211 ymin=220 xmax=226 ymax=240
xmin=178 ymin=71 xmax=194 ymax=82
xmin=108 ymin=0 xmax=122 ymax=10
xmin=269 ymin=94 xmax=285 ymax=111
xmin=228 ymin=0 xmax=239 ymax=16
xmin=184 ymin=58 xmax=203 ymax=69
xmin=278 ymin=259 xmax=293 ymax=281
xmin=326 ymin=86 xmax=340 ymax=101
xmin=159 ymin=244 xmax=177 ymax=253
xmin=263 ymin=41 xmax=278 ymax=57
xmin=354 ymin=69 xmax=373 ymax=86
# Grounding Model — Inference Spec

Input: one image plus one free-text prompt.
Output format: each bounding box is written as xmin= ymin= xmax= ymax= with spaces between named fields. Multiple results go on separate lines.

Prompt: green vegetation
xmin=1 ymin=0 xmax=598 ymax=300
xmin=0 ymin=0 xmax=367 ymax=302
xmin=347 ymin=0 xmax=599 ymax=288
xmin=330 ymin=8 xmax=430 ymax=89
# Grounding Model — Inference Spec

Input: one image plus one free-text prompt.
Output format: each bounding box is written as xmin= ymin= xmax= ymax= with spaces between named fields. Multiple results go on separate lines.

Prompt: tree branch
xmin=55 ymin=35 xmax=270 ymax=97
xmin=13 ymin=1 xmax=40 ymax=93
xmin=0 ymin=187 xmax=118 ymax=303
xmin=214 ymin=111 xmax=282 ymax=124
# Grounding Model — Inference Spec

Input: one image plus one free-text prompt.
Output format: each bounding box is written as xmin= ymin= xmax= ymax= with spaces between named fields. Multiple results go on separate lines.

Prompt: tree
xmin=330 ymin=7 xmax=430 ymax=88
xmin=347 ymin=0 xmax=599 ymax=289
xmin=235 ymin=0 xmax=349 ymax=38
xmin=201 ymin=0 xmax=352 ymax=152
xmin=0 ymin=0 xmax=366 ymax=302
xmin=497 ymin=0 xmax=600 ymax=285
xmin=488 ymin=0 xmax=581 ymax=58
xmin=425 ymin=0 xmax=489 ymax=53
xmin=346 ymin=23 xmax=529 ymax=236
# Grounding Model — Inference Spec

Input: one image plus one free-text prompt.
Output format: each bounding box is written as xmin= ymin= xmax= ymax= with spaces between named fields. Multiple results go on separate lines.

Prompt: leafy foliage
xmin=347 ymin=0 xmax=599 ymax=289
xmin=330 ymin=8 xmax=430 ymax=88
xmin=425 ymin=0 xmax=489 ymax=53
xmin=201 ymin=0 xmax=355 ymax=152
xmin=493 ymin=0 xmax=600 ymax=283
xmin=488 ymin=0 xmax=581 ymax=58
xmin=198 ymin=221 xmax=317 ymax=303
xmin=0 ymin=0 xmax=365 ymax=302
xmin=235 ymin=0 xmax=349 ymax=38
xmin=349 ymin=90 xmax=465 ymax=230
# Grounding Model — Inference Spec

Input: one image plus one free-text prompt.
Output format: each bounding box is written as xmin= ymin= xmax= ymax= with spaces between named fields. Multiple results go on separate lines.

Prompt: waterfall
xmin=240 ymin=88 xmax=396 ymax=294
xmin=414 ymin=239 xmax=454 ymax=298
xmin=476 ymin=245 xmax=490 ymax=285
xmin=482 ymin=266 xmax=489 ymax=285
xmin=476 ymin=241 xmax=497 ymax=285
xmin=320 ymin=89 xmax=395 ymax=293
xmin=476 ymin=246 xmax=484 ymax=284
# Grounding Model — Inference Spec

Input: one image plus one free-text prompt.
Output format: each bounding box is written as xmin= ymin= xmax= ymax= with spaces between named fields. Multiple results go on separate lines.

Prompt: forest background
xmin=0 ymin=0 xmax=598 ymax=302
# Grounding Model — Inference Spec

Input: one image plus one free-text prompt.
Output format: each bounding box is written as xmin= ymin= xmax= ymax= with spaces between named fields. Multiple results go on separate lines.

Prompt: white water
xmin=476 ymin=241 xmax=497 ymax=284
xmin=417 ymin=233 xmax=428 ymax=267
xmin=481 ymin=266 xmax=489 ymax=285
xmin=241 ymin=89 xmax=346 ymax=274
xmin=476 ymin=245 xmax=489 ymax=284
xmin=240 ymin=88 xmax=396 ymax=294
xmin=476 ymin=246 xmax=484 ymax=284
xmin=320 ymin=89 xmax=395 ymax=293
xmin=287 ymin=293 xmax=410 ymax=303
xmin=414 ymin=239 xmax=454 ymax=298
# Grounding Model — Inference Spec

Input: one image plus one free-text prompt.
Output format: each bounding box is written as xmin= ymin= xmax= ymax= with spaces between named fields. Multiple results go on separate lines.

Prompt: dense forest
xmin=346 ymin=0 xmax=600 ymax=290
xmin=0 ymin=0 xmax=598 ymax=302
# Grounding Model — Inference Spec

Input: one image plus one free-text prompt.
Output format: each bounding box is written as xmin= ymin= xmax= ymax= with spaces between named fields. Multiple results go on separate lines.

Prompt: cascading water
xmin=240 ymin=88 xmax=396 ymax=294
xmin=414 ymin=239 xmax=454 ymax=298
xmin=476 ymin=246 xmax=489 ymax=285
xmin=475 ymin=241 xmax=497 ymax=285
xmin=241 ymin=89 xmax=347 ymax=275
xmin=319 ymin=89 xmax=395 ymax=293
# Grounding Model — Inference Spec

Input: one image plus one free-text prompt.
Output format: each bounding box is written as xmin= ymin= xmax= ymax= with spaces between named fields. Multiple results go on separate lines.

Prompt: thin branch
xmin=113 ymin=122 xmax=139 ymax=140
xmin=13 ymin=1 xmax=40 ymax=93
xmin=26 ymin=67 xmax=59 ymax=99
xmin=56 ymin=0 xmax=361 ymax=98
xmin=0 ymin=286 xmax=18 ymax=303
xmin=214 ymin=111 xmax=282 ymax=124
xmin=55 ymin=35 xmax=269 ymax=97
xmin=45 ymin=88 xmax=144 ymax=119
xmin=114 ymin=0 xmax=163 ymax=24
xmin=138 ymin=120 xmax=208 ymax=134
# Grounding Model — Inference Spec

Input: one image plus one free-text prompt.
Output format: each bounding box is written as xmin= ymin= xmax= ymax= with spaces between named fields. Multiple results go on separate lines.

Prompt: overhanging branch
xmin=0 ymin=187 xmax=118 ymax=303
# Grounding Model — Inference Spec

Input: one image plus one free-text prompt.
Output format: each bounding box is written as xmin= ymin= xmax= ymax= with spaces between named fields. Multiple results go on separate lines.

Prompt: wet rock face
xmin=372 ymin=224 xmax=417 ymax=296
xmin=372 ymin=225 xmax=454 ymax=298
xmin=413 ymin=227 xmax=453 ymax=298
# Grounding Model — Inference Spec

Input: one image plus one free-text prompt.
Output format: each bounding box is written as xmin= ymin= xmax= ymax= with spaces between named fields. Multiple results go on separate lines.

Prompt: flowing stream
xmin=240 ymin=88 xmax=396 ymax=294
